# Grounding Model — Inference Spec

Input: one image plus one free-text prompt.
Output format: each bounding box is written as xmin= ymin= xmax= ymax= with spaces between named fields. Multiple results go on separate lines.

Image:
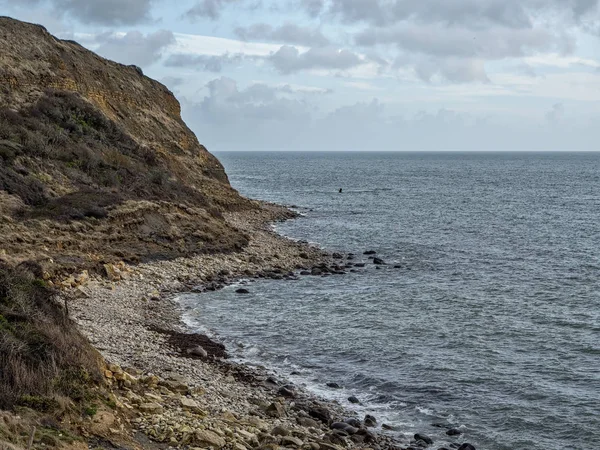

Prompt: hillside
xmin=0 ymin=16 xmax=256 ymax=277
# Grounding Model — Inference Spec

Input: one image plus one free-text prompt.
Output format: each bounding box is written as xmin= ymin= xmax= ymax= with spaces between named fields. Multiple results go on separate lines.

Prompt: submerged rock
xmin=347 ymin=395 xmax=360 ymax=404
xmin=235 ymin=288 xmax=250 ymax=294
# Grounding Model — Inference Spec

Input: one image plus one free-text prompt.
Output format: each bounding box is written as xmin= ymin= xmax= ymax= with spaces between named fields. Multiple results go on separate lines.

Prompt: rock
xmin=326 ymin=382 xmax=341 ymax=389
xmin=271 ymin=425 xmax=290 ymax=436
xmin=161 ymin=379 xmax=189 ymax=393
xmin=347 ymin=396 xmax=360 ymax=404
xmin=354 ymin=263 xmax=366 ymax=267
xmin=364 ymin=414 xmax=377 ymax=427
xmin=457 ymin=445 xmax=475 ymax=450
xmin=332 ymin=253 xmax=343 ymax=259
xmin=282 ymin=436 xmax=304 ymax=447
xmin=236 ymin=288 xmax=250 ymax=294
xmin=394 ymin=264 xmax=402 ymax=268
xmin=300 ymin=271 xmax=311 ymax=275
xmin=373 ymin=257 xmax=385 ymax=265
xmin=297 ymin=417 xmax=320 ymax=428
xmin=446 ymin=428 xmax=462 ymax=436
xmin=180 ymin=397 xmax=203 ymax=414
xmin=331 ymin=423 xmax=358 ymax=435
xmin=194 ymin=429 xmax=226 ymax=448
xmin=414 ymin=434 xmax=434 ymax=445
xmin=278 ymin=385 xmax=296 ymax=398
xmin=364 ymin=250 xmax=377 ymax=255
xmin=309 ymin=406 xmax=331 ymax=424
xmin=311 ymin=268 xmax=323 ymax=276
xmin=382 ymin=423 xmax=401 ymax=431
xmin=266 ymin=402 xmax=285 ymax=418
xmin=139 ymin=402 xmax=163 ymax=414
xmin=344 ymin=418 xmax=361 ymax=428
xmin=186 ymin=345 xmax=208 ymax=358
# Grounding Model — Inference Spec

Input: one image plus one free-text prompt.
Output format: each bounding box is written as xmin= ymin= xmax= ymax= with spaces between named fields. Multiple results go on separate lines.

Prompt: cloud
xmin=94 ymin=30 xmax=175 ymax=67
xmin=186 ymin=0 xmax=260 ymax=20
xmin=269 ymin=45 xmax=364 ymax=74
xmin=327 ymin=0 xmax=599 ymax=28
xmin=413 ymin=58 xmax=490 ymax=83
xmin=355 ymin=23 xmax=570 ymax=60
xmin=235 ymin=23 xmax=330 ymax=46
xmin=10 ymin=0 xmax=156 ymax=25
xmin=165 ymin=53 xmax=246 ymax=71
xmin=546 ymin=102 xmax=565 ymax=124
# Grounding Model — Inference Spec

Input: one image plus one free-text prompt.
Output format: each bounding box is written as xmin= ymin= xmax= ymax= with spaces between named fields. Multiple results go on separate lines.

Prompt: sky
xmin=2 ymin=0 xmax=600 ymax=151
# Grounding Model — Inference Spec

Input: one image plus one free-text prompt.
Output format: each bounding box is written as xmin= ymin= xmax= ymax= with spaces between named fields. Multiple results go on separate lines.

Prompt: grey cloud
xmin=412 ymin=58 xmax=489 ymax=83
xmin=235 ymin=23 xmax=330 ymax=46
xmin=165 ymin=53 xmax=246 ymax=72
xmin=298 ymin=0 xmax=325 ymax=17
xmin=269 ymin=45 xmax=364 ymax=74
xmin=186 ymin=0 xmax=261 ymax=20
xmin=356 ymin=23 xmax=568 ymax=59
xmin=2 ymin=0 xmax=155 ymax=25
xmin=328 ymin=0 xmax=599 ymax=28
xmin=95 ymin=30 xmax=175 ymax=67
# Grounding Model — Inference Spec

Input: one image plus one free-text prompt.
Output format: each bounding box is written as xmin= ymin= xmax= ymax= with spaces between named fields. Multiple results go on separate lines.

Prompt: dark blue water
xmin=180 ymin=152 xmax=600 ymax=450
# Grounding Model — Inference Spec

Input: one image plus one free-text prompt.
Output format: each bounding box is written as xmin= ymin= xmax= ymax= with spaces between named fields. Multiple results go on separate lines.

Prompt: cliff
xmin=0 ymin=17 xmax=256 ymax=276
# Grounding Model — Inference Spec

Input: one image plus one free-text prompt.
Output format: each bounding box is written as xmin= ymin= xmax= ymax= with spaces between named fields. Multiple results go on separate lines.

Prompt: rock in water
xmin=347 ymin=395 xmax=360 ymax=404
xmin=457 ymin=444 xmax=476 ymax=450
xmin=364 ymin=250 xmax=377 ymax=255
xmin=364 ymin=414 xmax=377 ymax=427
xmin=235 ymin=288 xmax=250 ymax=294
xmin=414 ymin=433 xmax=434 ymax=445
xmin=373 ymin=257 xmax=386 ymax=265
xmin=447 ymin=428 xmax=463 ymax=436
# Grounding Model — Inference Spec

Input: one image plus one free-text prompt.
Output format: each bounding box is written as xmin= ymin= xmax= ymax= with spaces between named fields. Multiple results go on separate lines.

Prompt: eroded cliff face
xmin=0 ymin=17 xmax=256 ymax=274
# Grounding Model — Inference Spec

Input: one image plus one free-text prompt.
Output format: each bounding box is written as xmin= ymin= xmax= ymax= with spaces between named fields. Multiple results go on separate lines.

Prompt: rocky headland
xmin=0 ymin=17 xmax=476 ymax=450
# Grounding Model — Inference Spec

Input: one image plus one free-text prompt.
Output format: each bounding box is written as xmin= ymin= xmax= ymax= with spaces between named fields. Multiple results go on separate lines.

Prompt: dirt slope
xmin=0 ymin=17 xmax=257 ymax=276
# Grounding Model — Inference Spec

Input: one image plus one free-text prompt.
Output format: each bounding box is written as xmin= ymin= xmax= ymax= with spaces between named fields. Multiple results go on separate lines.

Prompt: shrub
xmin=0 ymin=263 xmax=102 ymax=410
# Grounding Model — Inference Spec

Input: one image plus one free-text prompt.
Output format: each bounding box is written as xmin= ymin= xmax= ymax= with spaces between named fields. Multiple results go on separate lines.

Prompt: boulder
xmin=309 ymin=406 xmax=332 ymax=424
xmin=363 ymin=250 xmax=377 ymax=255
xmin=446 ymin=429 xmax=462 ymax=436
xmin=186 ymin=345 xmax=208 ymax=358
xmin=364 ymin=415 xmax=377 ymax=427
xmin=278 ymin=385 xmax=296 ymax=398
xmin=326 ymin=382 xmax=341 ymax=389
xmin=282 ymin=436 xmax=304 ymax=447
xmin=194 ymin=429 xmax=226 ymax=448
xmin=139 ymin=402 xmax=163 ymax=414
xmin=236 ymin=288 xmax=250 ymax=294
xmin=266 ymin=402 xmax=285 ymax=418
xmin=347 ymin=396 xmax=360 ymax=404
xmin=373 ymin=257 xmax=385 ymax=265
xmin=414 ymin=433 xmax=434 ymax=445
xmin=457 ymin=445 xmax=476 ymax=450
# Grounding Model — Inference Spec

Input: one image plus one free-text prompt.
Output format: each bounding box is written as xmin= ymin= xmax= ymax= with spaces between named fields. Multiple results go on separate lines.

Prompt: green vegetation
xmin=0 ymin=262 xmax=102 ymax=410
xmin=0 ymin=89 xmax=212 ymax=221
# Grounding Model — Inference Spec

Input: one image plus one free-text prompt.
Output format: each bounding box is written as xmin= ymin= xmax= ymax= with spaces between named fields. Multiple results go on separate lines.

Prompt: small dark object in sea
xmin=373 ymin=257 xmax=386 ymax=265
xmin=332 ymin=252 xmax=344 ymax=259
xmin=300 ymin=271 xmax=311 ymax=275
xmin=414 ymin=433 xmax=434 ymax=445
xmin=447 ymin=428 xmax=462 ymax=436
xmin=364 ymin=250 xmax=377 ymax=255
xmin=354 ymin=263 xmax=366 ymax=267
xmin=394 ymin=264 xmax=402 ymax=268
xmin=327 ymin=382 xmax=341 ymax=389
xmin=235 ymin=288 xmax=250 ymax=294
xmin=348 ymin=395 xmax=360 ymax=404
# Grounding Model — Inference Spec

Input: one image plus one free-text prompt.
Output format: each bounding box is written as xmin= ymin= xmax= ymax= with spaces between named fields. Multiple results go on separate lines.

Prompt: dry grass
xmin=0 ymin=262 xmax=102 ymax=410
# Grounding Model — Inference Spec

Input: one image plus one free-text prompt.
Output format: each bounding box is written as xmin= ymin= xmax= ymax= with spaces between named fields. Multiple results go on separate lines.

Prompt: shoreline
xmin=67 ymin=201 xmax=412 ymax=449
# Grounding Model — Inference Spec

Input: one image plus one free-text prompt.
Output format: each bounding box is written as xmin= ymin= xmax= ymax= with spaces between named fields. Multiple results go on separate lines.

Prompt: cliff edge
xmin=0 ymin=17 xmax=256 ymax=276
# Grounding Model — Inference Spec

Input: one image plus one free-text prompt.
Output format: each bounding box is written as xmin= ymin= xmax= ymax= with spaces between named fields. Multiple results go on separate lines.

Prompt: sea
xmin=178 ymin=152 xmax=600 ymax=450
